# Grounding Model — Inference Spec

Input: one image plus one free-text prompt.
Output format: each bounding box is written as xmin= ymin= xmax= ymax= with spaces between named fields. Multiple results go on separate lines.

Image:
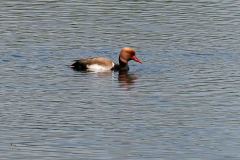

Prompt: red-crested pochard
xmin=71 ymin=47 xmax=142 ymax=72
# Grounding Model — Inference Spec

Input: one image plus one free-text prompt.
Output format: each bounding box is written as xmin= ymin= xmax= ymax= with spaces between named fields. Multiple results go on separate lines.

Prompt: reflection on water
xmin=71 ymin=69 xmax=138 ymax=90
xmin=118 ymin=71 xmax=138 ymax=90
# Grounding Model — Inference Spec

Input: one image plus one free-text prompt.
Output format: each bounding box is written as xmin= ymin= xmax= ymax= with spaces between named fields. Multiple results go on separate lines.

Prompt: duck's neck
xmin=118 ymin=57 xmax=129 ymax=71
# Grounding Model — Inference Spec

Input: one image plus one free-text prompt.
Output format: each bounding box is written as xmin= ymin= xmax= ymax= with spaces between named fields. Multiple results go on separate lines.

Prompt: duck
xmin=70 ymin=47 xmax=142 ymax=72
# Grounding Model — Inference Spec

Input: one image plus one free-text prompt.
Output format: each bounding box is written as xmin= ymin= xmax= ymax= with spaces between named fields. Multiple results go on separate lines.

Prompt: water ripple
xmin=1 ymin=0 xmax=240 ymax=159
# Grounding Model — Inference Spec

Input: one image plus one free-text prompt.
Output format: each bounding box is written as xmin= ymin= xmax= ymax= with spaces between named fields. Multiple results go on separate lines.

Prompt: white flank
xmin=87 ymin=63 xmax=114 ymax=72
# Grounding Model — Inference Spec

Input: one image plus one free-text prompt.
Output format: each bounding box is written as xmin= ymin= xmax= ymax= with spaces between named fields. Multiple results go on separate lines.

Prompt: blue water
xmin=1 ymin=1 xmax=240 ymax=159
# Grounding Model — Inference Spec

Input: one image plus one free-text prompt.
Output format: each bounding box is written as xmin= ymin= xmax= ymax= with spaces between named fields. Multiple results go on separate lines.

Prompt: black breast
xmin=112 ymin=64 xmax=129 ymax=72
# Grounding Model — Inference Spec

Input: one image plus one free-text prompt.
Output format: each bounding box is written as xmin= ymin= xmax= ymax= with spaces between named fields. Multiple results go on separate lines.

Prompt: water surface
xmin=1 ymin=0 xmax=240 ymax=159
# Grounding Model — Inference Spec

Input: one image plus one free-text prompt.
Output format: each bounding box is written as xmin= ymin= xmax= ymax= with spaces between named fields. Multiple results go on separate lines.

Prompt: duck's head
xmin=119 ymin=47 xmax=142 ymax=64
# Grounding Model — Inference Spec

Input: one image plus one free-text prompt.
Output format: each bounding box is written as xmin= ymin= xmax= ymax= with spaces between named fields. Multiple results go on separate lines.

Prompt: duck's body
xmin=71 ymin=47 xmax=142 ymax=72
xmin=71 ymin=57 xmax=115 ymax=72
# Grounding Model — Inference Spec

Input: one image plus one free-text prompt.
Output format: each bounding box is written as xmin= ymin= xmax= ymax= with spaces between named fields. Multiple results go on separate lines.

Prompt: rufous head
xmin=119 ymin=47 xmax=142 ymax=64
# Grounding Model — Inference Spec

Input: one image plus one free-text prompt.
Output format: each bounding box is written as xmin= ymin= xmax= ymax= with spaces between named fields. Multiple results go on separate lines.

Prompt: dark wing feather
xmin=70 ymin=58 xmax=92 ymax=71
